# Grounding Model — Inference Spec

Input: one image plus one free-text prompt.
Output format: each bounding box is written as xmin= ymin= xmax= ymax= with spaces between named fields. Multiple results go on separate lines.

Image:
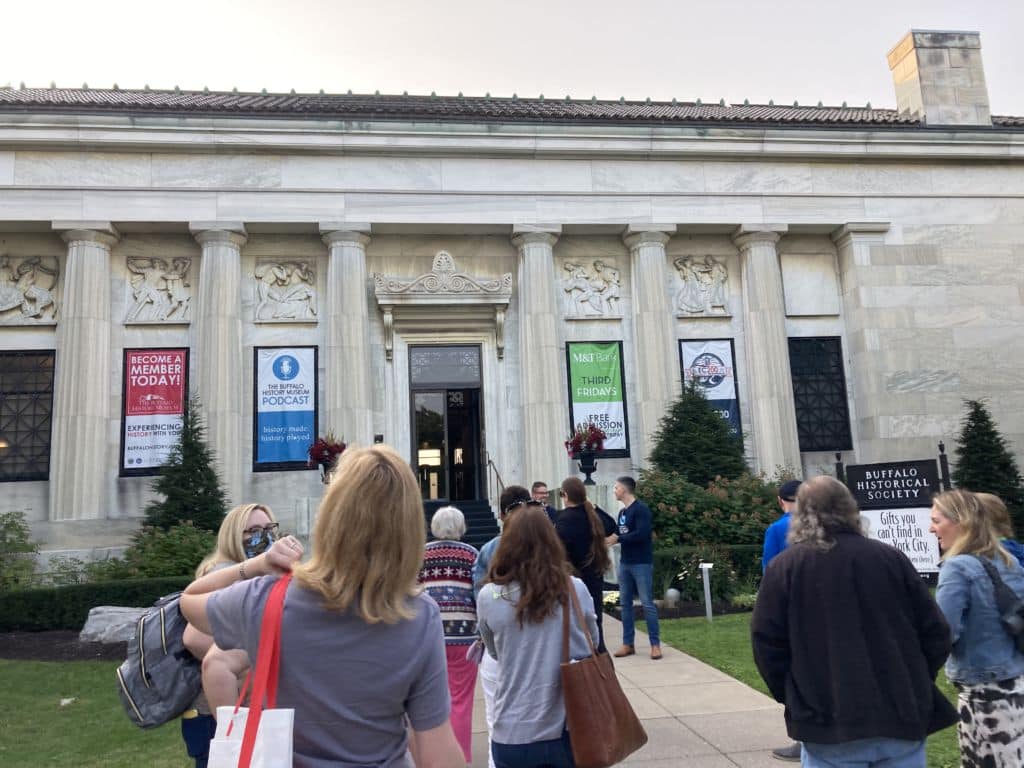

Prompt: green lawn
xmin=659 ymin=614 xmax=960 ymax=768
xmin=0 ymin=660 xmax=186 ymax=768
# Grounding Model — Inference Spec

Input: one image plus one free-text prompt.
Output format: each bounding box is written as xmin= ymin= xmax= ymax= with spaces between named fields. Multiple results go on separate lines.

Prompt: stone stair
xmin=424 ymin=499 xmax=499 ymax=551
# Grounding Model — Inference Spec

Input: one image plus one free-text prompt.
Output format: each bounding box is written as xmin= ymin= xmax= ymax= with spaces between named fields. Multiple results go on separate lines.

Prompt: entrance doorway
xmin=409 ymin=346 xmax=483 ymax=502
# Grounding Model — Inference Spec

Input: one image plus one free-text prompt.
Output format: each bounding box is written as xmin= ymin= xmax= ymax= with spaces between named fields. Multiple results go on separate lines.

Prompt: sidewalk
xmin=468 ymin=615 xmax=788 ymax=767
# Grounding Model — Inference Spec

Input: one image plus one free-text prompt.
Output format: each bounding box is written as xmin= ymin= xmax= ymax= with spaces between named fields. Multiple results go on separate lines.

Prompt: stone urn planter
xmin=577 ymin=448 xmax=598 ymax=485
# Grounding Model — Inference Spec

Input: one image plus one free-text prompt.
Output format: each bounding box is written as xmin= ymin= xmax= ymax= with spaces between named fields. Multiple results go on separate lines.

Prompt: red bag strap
xmin=237 ymin=572 xmax=291 ymax=768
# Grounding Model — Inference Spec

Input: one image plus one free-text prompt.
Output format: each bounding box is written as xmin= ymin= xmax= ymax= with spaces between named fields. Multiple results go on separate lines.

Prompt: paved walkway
xmin=468 ymin=615 xmax=788 ymax=767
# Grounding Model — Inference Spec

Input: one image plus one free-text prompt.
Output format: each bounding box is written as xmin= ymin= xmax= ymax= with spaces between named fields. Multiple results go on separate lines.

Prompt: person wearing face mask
xmin=180 ymin=503 xmax=279 ymax=768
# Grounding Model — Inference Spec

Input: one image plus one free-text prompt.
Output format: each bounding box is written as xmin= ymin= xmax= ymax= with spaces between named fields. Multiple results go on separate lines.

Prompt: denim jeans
xmin=801 ymin=737 xmax=925 ymax=768
xmin=492 ymin=731 xmax=575 ymax=768
xmin=618 ymin=562 xmax=660 ymax=647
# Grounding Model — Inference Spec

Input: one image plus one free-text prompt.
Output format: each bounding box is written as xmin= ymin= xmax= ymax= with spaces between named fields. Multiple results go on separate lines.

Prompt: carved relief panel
xmin=124 ymin=256 xmax=193 ymax=324
xmin=558 ymin=258 xmax=622 ymax=319
xmin=672 ymin=255 xmax=731 ymax=317
xmin=253 ymin=259 xmax=317 ymax=323
xmin=0 ymin=255 xmax=60 ymax=325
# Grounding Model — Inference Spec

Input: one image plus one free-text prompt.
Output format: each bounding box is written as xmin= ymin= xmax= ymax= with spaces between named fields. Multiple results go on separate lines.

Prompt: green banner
xmin=566 ymin=341 xmax=628 ymax=452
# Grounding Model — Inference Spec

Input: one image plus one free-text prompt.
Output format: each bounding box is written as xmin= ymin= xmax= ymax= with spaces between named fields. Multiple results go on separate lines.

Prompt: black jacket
xmin=555 ymin=504 xmax=615 ymax=584
xmin=751 ymin=532 xmax=957 ymax=744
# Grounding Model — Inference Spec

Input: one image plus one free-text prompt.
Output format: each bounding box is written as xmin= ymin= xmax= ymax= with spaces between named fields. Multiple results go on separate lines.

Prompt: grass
xmin=0 ymin=660 xmax=185 ymax=767
xmin=659 ymin=613 xmax=960 ymax=768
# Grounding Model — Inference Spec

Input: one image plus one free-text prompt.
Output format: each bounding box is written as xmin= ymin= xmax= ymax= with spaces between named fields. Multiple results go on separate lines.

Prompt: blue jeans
xmin=492 ymin=731 xmax=575 ymax=767
xmin=618 ymin=562 xmax=660 ymax=647
xmin=801 ymin=738 xmax=925 ymax=768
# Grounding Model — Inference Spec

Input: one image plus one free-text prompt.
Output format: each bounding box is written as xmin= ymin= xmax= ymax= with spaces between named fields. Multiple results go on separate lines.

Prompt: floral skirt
xmin=956 ymin=675 xmax=1024 ymax=768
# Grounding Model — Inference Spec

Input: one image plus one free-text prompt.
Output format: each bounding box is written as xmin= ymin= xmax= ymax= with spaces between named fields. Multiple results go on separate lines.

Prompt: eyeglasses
xmin=243 ymin=522 xmax=280 ymax=536
xmin=503 ymin=499 xmax=545 ymax=514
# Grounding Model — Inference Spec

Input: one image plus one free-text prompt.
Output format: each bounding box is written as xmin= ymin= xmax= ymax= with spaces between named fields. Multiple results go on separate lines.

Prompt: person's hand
xmin=605 ymin=533 xmax=618 ymax=547
xmin=257 ymin=535 xmax=304 ymax=575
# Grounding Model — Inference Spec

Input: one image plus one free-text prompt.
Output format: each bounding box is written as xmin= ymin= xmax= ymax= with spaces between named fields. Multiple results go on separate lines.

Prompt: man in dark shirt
xmin=531 ymin=481 xmax=558 ymax=522
xmin=606 ymin=475 xmax=661 ymax=660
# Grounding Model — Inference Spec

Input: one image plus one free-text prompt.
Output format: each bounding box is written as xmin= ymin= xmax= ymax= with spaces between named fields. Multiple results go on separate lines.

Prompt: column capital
xmin=192 ymin=228 xmax=248 ymax=248
xmin=511 ymin=226 xmax=560 ymax=249
xmin=321 ymin=229 xmax=370 ymax=248
xmin=731 ymin=223 xmax=788 ymax=249
xmin=53 ymin=221 xmax=119 ymax=249
xmin=830 ymin=222 xmax=891 ymax=248
xmin=622 ymin=225 xmax=675 ymax=249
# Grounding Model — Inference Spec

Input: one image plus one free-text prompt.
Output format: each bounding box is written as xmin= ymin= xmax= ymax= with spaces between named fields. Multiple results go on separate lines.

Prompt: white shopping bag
xmin=208 ymin=705 xmax=294 ymax=768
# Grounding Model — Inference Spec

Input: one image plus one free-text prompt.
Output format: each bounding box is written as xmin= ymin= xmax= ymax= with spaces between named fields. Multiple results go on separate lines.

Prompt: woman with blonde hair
xmin=977 ymin=492 xmax=1024 ymax=567
xmin=181 ymin=503 xmax=278 ymax=768
xmin=181 ymin=445 xmax=464 ymax=768
xmin=931 ymin=489 xmax=1024 ymax=767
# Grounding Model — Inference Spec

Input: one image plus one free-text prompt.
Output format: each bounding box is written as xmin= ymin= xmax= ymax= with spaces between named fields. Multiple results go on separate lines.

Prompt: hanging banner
xmin=254 ymin=346 xmax=318 ymax=469
xmin=565 ymin=341 xmax=629 ymax=456
xmin=120 ymin=348 xmax=188 ymax=475
xmin=679 ymin=339 xmax=741 ymax=437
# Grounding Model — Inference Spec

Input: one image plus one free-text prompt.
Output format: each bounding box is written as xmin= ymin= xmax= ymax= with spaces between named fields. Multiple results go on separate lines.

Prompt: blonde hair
xmin=292 ymin=444 xmax=425 ymax=624
xmin=977 ymin=492 xmax=1015 ymax=539
xmin=196 ymin=503 xmax=276 ymax=577
xmin=933 ymin=489 xmax=1013 ymax=565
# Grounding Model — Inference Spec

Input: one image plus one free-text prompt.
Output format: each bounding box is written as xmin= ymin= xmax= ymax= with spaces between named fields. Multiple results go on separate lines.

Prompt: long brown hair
xmin=560 ymin=476 xmax=611 ymax=575
xmin=488 ymin=505 xmax=571 ymax=626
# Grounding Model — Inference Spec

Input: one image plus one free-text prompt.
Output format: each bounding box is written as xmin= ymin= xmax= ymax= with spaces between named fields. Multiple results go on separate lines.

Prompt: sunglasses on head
xmin=503 ymin=499 xmax=545 ymax=514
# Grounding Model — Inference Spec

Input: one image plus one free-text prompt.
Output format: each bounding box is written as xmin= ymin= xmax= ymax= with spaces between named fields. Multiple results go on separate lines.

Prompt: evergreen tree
xmin=649 ymin=381 xmax=747 ymax=487
xmin=953 ymin=399 xmax=1024 ymax=534
xmin=144 ymin=396 xmax=227 ymax=532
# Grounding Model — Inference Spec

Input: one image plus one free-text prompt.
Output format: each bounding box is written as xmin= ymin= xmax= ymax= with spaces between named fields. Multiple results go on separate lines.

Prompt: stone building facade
xmin=1 ymin=30 xmax=1022 ymax=554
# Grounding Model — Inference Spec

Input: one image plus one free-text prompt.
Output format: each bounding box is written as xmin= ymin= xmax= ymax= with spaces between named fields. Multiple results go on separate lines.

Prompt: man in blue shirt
xmin=606 ymin=475 xmax=661 ymax=660
xmin=762 ymin=479 xmax=802 ymax=571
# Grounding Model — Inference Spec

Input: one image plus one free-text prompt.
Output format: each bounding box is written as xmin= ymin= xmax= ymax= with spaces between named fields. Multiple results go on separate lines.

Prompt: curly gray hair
xmin=787 ymin=476 xmax=862 ymax=551
xmin=430 ymin=505 xmax=466 ymax=541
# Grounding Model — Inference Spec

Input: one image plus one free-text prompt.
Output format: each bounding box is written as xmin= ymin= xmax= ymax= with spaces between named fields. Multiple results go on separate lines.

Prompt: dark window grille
xmin=787 ymin=337 xmax=853 ymax=452
xmin=0 ymin=351 xmax=55 ymax=482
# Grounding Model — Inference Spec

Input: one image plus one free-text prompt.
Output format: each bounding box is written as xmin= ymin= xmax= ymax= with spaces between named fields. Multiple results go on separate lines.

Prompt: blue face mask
xmin=243 ymin=528 xmax=277 ymax=559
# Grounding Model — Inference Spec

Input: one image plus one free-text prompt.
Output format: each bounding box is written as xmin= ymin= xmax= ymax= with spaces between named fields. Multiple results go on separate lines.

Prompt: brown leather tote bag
xmin=560 ymin=578 xmax=648 ymax=768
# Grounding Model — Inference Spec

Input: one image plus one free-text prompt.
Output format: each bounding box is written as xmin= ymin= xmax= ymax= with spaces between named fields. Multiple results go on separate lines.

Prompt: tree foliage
xmin=143 ymin=396 xmax=227 ymax=532
xmin=86 ymin=522 xmax=217 ymax=581
xmin=648 ymin=381 xmax=747 ymax=486
xmin=953 ymin=399 xmax=1024 ymax=535
xmin=0 ymin=511 xmax=38 ymax=590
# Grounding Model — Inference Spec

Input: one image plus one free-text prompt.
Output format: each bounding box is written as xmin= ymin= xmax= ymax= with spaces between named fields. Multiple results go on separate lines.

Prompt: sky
xmin=5 ymin=0 xmax=1023 ymax=115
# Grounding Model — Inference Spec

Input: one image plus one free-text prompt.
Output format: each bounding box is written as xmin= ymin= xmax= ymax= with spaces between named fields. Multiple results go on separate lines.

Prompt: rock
xmin=79 ymin=606 xmax=146 ymax=644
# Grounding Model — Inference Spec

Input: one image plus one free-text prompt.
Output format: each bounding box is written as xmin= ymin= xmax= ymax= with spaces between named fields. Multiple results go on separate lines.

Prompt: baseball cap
xmin=778 ymin=479 xmax=803 ymax=502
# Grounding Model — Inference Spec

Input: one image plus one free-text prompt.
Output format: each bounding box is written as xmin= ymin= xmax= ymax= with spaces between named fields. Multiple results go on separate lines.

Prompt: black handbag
xmin=971 ymin=554 xmax=1024 ymax=653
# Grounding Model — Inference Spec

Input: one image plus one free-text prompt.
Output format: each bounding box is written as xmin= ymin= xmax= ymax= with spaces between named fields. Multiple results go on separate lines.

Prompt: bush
xmin=0 ymin=576 xmax=192 ymax=631
xmin=0 ymin=511 xmax=39 ymax=590
xmin=87 ymin=522 xmax=216 ymax=582
xmin=652 ymin=544 xmax=761 ymax=603
xmin=639 ymin=470 xmax=780 ymax=548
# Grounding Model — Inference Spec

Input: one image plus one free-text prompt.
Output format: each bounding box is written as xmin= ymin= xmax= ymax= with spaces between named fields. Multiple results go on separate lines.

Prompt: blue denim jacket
xmin=935 ymin=553 xmax=1024 ymax=685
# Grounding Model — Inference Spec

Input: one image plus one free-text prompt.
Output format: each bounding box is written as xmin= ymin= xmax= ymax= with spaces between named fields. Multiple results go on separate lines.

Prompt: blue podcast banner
xmin=255 ymin=347 xmax=316 ymax=465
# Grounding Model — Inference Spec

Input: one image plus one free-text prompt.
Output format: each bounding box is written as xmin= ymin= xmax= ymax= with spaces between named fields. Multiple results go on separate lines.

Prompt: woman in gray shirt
xmin=477 ymin=504 xmax=599 ymax=768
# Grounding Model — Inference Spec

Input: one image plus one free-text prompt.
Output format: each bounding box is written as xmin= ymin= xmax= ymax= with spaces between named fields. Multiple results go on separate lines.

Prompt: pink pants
xmin=446 ymin=645 xmax=479 ymax=763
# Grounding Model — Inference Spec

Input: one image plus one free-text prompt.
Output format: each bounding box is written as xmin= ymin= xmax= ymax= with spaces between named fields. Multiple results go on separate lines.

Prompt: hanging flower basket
xmin=308 ymin=431 xmax=346 ymax=483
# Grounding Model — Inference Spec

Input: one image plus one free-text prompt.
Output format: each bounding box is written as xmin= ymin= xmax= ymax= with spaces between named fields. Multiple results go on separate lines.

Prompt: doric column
xmin=512 ymin=226 xmax=564 ymax=486
xmin=623 ymin=226 xmax=678 ymax=468
xmin=190 ymin=224 xmax=246 ymax=505
xmin=49 ymin=224 xmax=119 ymax=520
xmin=320 ymin=226 xmax=373 ymax=447
xmin=732 ymin=224 xmax=801 ymax=474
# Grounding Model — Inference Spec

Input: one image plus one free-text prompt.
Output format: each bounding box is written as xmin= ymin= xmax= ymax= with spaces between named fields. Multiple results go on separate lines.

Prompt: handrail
xmin=485 ymin=451 xmax=505 ymax=506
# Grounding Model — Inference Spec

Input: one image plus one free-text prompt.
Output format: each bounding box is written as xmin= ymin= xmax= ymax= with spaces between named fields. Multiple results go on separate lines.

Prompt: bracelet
xmin=239 ymin=561 xmax=247 ymax=580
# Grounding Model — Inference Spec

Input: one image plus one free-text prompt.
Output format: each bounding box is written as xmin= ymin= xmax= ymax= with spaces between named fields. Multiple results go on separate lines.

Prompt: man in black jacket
xmin=751 ymin=476 xmax=956 ymax=768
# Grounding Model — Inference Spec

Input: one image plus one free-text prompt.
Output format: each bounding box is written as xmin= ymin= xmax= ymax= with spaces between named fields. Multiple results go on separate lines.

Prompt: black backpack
xmin=115 ymin=591 xmax=202 ymax=728
xmin=971 ymin=555 xmax=1024 ymax=654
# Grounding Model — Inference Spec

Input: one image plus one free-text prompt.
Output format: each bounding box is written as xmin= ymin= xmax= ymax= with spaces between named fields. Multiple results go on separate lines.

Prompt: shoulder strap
xmin=562 ymin=577 xmax=599 ymax=663
xmin=970 ymin=554 xmax=1018 ymax=613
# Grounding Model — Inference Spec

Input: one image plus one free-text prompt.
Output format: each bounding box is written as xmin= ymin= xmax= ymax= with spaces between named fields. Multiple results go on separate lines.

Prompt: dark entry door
xmin=409 ymin=346 xmax=483 ymax=502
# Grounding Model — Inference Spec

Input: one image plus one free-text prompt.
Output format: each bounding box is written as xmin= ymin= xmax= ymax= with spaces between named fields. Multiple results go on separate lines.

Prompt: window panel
xmin=0 ymin=351 xmax=55 ymax=482
xmin=787 ymin=337 xmax=853 ymax=453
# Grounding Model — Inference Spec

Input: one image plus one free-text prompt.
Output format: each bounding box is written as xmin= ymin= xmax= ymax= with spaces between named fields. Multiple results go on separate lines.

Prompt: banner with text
xmin=566 ymin=341 xmax=629 ymax=455
xmin=121 ymin=348 xmax=188 ymax=475
xmin=680 ymin=339 xmax=741 ymax=436
xmin=847 ymin=459 xmax=942 ymax=573
xmin=254 ymin=346 xmax=317 ymax=468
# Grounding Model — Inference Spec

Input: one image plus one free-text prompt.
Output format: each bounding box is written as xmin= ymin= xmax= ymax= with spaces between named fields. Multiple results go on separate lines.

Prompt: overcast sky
xmin=5 ymin=1 xmax=1023 ymax=114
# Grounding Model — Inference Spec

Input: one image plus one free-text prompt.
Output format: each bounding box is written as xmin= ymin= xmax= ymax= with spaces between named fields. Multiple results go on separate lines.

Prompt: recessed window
xmin=787 ymin=337 xmax=853 ymax=452
xmin=0 ymin=351 xmax=56 ymax=482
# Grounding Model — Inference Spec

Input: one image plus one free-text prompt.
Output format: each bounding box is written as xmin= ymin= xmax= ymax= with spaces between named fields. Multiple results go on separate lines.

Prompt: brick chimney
xmin=887 ymin=30 xmax=991 ymax=126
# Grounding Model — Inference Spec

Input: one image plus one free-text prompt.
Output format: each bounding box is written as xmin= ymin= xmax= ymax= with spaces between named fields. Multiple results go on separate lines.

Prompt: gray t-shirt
xmin=477 ymin=576 xmax=599 ymax=745
xmin=207 ymin=576 xmax=450 ymax=768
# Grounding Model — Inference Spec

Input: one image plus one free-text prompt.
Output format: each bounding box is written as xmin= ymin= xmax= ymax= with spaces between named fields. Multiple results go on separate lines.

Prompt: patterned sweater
xmin=418 ymin=539 xmax=479 ymax=646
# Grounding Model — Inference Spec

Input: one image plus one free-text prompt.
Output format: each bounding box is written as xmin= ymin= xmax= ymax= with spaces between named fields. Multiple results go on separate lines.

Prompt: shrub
xmin=0 ymin=511 xmax=38 ymax=590
xmin=87 ymin=522 xmax=216 ymax=581
xmin=0 ymin=576 xmax=191 ymax=632
xmin=652 ymin=544 xmax=761 ymax=603
xmin=953 ymin=399 xmax=1024 ymax=535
